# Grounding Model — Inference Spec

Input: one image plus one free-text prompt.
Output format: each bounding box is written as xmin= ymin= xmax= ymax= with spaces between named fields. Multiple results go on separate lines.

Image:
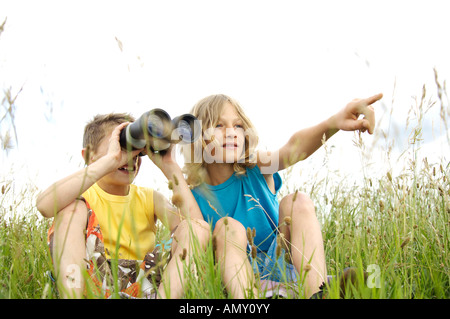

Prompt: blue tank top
xmin=191 ymin=165 xmax=282 ymax=252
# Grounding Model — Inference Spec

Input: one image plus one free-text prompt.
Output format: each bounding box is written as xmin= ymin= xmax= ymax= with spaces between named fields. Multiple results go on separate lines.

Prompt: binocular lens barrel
xmin=119 ymin=109 xmax=200 ymax=154
xmin=172 ymin=114 xmax=201 ymax=144
xmin=176 ymin=120 xmax=192 ymax=141
xmin=147 ymin=114 xmax=166 ymax=138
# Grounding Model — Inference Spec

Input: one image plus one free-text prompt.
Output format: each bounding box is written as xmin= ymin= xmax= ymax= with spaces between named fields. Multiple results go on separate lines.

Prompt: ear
xmin=81 ymin=148 xmax=93 ymax=165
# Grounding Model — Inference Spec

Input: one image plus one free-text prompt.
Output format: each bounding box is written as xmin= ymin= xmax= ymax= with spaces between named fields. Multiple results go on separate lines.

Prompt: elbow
xmin=36 ymin=204 xmax=50 ymax=218
xmin=35 ymin=196 xmax=53 ymax=219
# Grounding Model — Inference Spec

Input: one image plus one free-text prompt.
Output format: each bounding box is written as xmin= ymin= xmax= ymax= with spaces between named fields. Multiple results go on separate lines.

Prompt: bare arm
xmin=258 ymin=93 xmax=383 ymax=174
xmin=36 ymin=123 xmax=141 ymax=218
xmin=152 ymin=190 xmax=181 ymax=232
xmin=36 ymin=158 xmax=112 ymax=218
xmin=147 ymin=146 xmax=204 ymax=225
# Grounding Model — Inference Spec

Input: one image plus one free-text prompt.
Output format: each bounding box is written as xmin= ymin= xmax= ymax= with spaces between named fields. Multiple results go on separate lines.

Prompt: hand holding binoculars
xmin=119 ymin=108 xmax=201 ymax=155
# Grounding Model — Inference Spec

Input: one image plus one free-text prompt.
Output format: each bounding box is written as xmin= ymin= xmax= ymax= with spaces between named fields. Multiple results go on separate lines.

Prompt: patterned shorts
xmin=47 ymin=200 xmax=172 ymax=299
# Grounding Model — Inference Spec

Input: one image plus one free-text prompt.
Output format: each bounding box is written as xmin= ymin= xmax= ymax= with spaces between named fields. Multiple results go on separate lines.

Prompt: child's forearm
xmin=160 ymin=163 xmax=204 ymax=221
xmin=35 ymin=156 xmax=113 ymax=218
xmin=275 ymin=93 xmax=382 ymax=172
xmin=278 ymin=116 xmax=338 ymax=170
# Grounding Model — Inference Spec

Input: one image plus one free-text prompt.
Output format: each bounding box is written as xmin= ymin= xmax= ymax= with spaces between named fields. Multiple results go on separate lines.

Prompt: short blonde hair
xmin=182 ymin=94 xmax=259 ymax=187
xmin=83 ymin=113 xmax=134 ymax=154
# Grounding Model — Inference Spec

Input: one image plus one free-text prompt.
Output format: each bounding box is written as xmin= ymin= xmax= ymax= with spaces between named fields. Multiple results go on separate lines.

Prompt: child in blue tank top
xmin=192 ymin=164 xmax=282 ymax=253
xmin=184 ymin=92 xmax=382 ymax=298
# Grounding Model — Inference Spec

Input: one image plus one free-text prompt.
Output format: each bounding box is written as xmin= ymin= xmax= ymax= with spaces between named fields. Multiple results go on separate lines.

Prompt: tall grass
xmin=0 ymin=180 xmax=55 ymax=298
xmin=1 ymin=73 xmax=449 ymax=299
xmin=318 ymin=156 xmax=449 ymax=298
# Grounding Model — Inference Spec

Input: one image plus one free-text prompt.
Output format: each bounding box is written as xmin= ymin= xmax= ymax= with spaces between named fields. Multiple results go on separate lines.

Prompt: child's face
xmin=93 ymin=131 xmax=141 ymax=186
xmin=205 ymin=102 xmax=246 ymax=164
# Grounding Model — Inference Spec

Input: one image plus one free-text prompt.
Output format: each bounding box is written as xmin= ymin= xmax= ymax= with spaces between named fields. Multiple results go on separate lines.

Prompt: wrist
xmin=328 ymin=112 xmax=341 ymax=130
xmin=160 ymin=161 xmax=182 ymax=178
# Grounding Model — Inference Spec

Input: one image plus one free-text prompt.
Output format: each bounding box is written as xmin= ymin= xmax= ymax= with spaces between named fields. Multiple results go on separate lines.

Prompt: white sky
xmin=1 ymin=0 xmax=449 ymax=200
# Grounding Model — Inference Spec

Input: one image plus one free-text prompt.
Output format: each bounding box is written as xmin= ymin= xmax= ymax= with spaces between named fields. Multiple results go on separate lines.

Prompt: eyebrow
xmin=217 ymin=115 xmax=244 ymax=124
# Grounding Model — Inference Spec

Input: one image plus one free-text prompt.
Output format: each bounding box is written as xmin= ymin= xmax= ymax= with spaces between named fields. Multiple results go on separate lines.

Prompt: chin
xmin=114 ymin=172 xmax=136 ymax=184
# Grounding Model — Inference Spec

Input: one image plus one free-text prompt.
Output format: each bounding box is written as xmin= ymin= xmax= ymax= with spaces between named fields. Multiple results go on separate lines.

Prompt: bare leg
xmin=213 ymin=217 xmax=257 ymax=298
xmin=52 ymin=200 xmax=88 ymax=299
xmin=278 ymin=192 xmax=327 ymax=298
xmin=158 ymin=218 xmax=210 ymax=298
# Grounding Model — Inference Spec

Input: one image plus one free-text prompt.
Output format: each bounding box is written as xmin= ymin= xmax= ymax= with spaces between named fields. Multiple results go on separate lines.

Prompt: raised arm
xmin=258 ymin=93 xmax=383 ymax=173
xmin=36 ymin=123 xmax=141 ymax=218
xmin=147 ymin=146 xmax=204 ymax=226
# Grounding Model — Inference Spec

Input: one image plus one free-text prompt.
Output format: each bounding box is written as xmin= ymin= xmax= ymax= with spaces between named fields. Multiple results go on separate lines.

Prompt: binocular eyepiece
xmin=119 ymin=108 xmax=201 ymax=155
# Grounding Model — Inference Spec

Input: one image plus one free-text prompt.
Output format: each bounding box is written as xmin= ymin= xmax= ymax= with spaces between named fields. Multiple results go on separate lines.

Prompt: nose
xmin=225 ymin=127 xmax=237 ymax=138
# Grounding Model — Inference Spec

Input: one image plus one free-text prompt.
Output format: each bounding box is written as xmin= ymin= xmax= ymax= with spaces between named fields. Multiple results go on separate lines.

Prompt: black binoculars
xmin=119 ymin=108 xmax=201 ymax=155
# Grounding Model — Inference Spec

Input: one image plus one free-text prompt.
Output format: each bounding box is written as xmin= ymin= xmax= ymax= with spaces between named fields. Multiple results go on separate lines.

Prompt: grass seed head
xmin=251 ymin=245 xmax=257 ymax=259
xmin=179 ymin=248 xmax=187 ymax=261
xmin=84 ymin=144 xmax=92 ymax=164
xmin=400 ymin=237 xmax=411 ymax=249
xmin=172 ymin=174 xmax=179 ymax=186
xmin=284 ymin=252 xmax=291 ymax=263
xmin=304 ymin=264 xmax=312 ymax=273
xmin=292 ymin=190 xmax=298 ymax=202
xmin=379 ymin=200 xmax=385 ymax=212
xmin=387 ymin=172 xmax=392 ymax=182
xmin=246 ymin=227 xmax=253 ymax=245
xmin=276 ymin=244 xmax=282 ymax=258
xmin=284 ymin=216 xmax=292 ymax=226
xmin=171 ymin=194 xmax=184 ymax=207
xmin=212 ymin=235 xmax=217 ymax=251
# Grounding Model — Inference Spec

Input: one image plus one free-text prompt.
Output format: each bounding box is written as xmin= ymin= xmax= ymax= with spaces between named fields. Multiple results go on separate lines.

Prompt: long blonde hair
xmin=182 ymin=94 xmax=259 ymax=187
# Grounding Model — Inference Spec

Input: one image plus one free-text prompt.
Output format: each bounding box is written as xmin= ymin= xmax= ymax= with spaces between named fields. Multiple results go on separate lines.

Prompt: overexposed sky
xmin=1 ymin=0 xmax=449 ymax=198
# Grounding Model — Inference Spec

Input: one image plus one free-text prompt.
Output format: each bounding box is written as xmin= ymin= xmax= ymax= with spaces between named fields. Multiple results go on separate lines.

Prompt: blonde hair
xmin=183 ymin=94 xmax=259 ymax=187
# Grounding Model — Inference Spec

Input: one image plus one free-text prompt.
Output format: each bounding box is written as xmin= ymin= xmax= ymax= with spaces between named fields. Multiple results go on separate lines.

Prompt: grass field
xmin=1 ymin=77 xmax=449 ymax=299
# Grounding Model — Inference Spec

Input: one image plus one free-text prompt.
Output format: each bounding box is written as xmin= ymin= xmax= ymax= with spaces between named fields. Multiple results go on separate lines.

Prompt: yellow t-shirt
xmin=82 ymin=183 xmax=156 ymax=261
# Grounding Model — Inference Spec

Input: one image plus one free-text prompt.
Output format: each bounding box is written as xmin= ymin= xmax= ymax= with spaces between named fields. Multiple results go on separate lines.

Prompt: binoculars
xmin=119 ymin=108 xmax=201 ymax=155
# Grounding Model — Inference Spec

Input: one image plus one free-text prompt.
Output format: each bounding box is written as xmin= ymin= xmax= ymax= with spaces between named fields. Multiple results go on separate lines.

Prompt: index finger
xmin=111 ymin=122 xmax=129 ymax=139
xmin=116 ymin=122 xmax=130 ymax=130
xmin=364 ymin=93 xmax=383 ymax=106
xmin=359 ymin=94 xmax=382 ymax=134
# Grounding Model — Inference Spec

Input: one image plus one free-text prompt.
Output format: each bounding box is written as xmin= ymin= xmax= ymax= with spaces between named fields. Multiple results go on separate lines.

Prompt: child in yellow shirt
xmin=37 ymin=113 xmax=209 ymax=298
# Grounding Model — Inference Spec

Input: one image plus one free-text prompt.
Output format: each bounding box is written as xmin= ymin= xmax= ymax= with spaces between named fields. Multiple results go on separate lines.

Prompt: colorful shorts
xmin=47 ymin=201 xmax=172 ymax=299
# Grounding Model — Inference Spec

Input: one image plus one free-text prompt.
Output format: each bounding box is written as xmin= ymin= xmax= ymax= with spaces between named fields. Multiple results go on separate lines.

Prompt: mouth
xmin=222 ymin=142 xmax=238 ymax=149
xmin=118 ymin=164 xmax=136 ymax=173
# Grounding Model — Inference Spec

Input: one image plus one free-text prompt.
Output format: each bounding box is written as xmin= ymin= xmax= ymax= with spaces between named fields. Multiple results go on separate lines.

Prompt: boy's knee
xmin=280 ymin=192 xmax=316 ymax=217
